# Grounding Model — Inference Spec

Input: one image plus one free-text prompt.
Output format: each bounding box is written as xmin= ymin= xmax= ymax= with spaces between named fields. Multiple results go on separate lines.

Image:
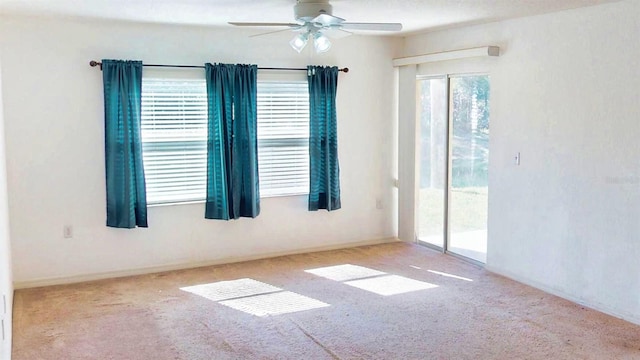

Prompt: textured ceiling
xmin=0 ymin=0 xmax=622 ymax=34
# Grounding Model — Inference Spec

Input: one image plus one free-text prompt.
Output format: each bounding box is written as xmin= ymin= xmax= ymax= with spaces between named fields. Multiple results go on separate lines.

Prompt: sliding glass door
xmin=417 ymin=77 xmax=447 ymax=248
xmin=448 ymin=75 xmax=490 ymax=263
xmin=417 ymin=75 xmax=490 ymax=264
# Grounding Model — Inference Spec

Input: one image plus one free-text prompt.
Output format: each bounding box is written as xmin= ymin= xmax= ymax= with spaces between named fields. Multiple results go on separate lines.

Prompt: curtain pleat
xmin=307 ymin=66 xmax=341 ymax=211
xmin=205 ymin=63 xmax=260 ymax=220
xmin=102 ymin=59 xmax=148 ymax=228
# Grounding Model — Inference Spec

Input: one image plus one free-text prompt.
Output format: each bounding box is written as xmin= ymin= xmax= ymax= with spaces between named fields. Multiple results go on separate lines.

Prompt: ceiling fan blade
xmin=323 ymin=28 xmax=352 ymax=39
xmin=249 ymin=27 xmax=303 ymax=38
xmin=340 ymin=22 xmax=403 ymax=31
xmin=311 ymin=13 xmax=345 ymax=26
xmin=228 ymin=22 xmax=300 ymax=27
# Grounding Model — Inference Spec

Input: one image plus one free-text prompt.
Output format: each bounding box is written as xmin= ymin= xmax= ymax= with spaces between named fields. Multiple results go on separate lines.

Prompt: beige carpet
xmin=12 ymin=242 xmax=640 ymax=359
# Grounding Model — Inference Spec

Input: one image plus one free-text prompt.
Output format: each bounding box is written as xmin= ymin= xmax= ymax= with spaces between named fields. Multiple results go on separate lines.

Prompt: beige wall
xmin=0 ymin=15 xmax=400 ymax=286
xmin=401 ymin=0 xmax=640 ymax=324
xmin=0 ymin=55 xmax=14 ymax=360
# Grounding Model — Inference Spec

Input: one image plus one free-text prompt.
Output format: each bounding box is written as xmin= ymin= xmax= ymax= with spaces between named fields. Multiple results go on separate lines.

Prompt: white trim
xmin=14 ymin=238 xmax=399 ymax=289
xmin=485 ymin=265 xmax=640 ymax=326
xmin=393 ymin=46 xmax=500 ymax=67
xmin=397 ymin=65 xmax=418 ymax=243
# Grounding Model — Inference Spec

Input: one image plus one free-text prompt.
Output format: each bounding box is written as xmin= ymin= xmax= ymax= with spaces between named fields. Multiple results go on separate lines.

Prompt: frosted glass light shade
xmin=313 ymin=33 xmax=331 ymax=53
xmin=290 ymin=33 xmax=308 ymax=53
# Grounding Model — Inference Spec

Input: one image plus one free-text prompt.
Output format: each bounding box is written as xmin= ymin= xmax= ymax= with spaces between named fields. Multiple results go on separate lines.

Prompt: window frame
xmin=256 ymin=78 xmax=310 ymax=198
xmin=139 ymin=70 xmax=310 ymax=206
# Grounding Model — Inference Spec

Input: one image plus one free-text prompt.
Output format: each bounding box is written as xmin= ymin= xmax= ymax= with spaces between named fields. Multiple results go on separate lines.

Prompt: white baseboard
xmin=14 ymin=238 xmax=399 ymax=289
xmin=485 ymin=265 xmax=640 ymax=326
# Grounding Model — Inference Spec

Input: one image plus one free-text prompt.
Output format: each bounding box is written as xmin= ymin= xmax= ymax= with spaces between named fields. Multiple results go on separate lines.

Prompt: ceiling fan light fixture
xmin=290 ymin=33 xmax=309 ymax=53
xmin=231 ymin=0 xmax=402 ymax=54
xmin=313 ymin=33 xmax=331 ymax=53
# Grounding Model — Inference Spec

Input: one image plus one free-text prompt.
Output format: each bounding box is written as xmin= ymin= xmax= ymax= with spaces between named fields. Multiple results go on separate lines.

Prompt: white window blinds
xmin=140 ymin=79 xmax=309 ymax=205
xmin=141 ymin=79 xmax=207 ymax=204
xmin=257 ymin=81 xmax=310 ymax=197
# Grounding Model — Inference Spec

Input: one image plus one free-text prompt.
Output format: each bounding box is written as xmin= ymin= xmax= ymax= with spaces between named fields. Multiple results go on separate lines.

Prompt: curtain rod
xmin=89 ymin=61 xmax=348 ymax=73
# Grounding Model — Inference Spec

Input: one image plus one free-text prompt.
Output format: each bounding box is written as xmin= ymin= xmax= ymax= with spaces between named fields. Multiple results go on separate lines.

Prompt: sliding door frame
xmin=415 ymin=72 xmax=489 ymax=267
xmin=415 ymin=75 xmax=449 ymax=254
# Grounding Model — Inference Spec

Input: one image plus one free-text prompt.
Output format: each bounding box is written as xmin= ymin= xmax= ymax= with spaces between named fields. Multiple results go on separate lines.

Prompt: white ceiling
xmin=0 ymin=0 xmax=622 ymax=35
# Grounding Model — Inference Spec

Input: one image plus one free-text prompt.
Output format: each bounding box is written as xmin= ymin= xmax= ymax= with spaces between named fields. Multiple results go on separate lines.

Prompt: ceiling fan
xmin=229 ymin=0 xmax=403 ymax=53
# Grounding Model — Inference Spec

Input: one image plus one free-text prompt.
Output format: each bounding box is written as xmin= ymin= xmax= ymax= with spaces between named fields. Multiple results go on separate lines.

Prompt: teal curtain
xmin=204 ymin=63 xmax=260 ymax=220
xmin=307 ymin=66 xmax=341 ymax=211
xmin=102 ymin=59 xmax=148 ymax=228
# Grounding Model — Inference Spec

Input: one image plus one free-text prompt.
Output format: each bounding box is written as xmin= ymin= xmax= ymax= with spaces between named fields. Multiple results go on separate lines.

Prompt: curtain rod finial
xmin=89 ymin=60 xmax=102 ymax=70
xmin=341 ymin=67 xmax=349 ymax=73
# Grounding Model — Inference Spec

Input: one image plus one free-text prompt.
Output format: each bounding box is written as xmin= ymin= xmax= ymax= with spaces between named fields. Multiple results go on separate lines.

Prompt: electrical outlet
xmin=63 ymin=225 xmax=73 ymax=238
xmin=376 ymin=198 xmax=383 ymax=209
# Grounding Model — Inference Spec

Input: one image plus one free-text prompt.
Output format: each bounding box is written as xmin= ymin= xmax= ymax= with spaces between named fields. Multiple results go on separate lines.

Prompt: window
xmin=141 ymin=79 xmax=208 ymax=204
xmin=257 ymin=81 xmax=310 ymax=197
xmin=140 ymin=78 xmax=309 ymax=205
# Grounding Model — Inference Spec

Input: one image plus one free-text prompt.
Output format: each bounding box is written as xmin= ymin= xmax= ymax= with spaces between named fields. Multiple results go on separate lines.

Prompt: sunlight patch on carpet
xmin=180 ymin=278 xmax=281 ymax=301
xmin=427 ymin=270 xmax=473 ymax=282
xmin=180 ymin=278 xmax=330 ymax=316
xmin=306 ymin=264 xmax=438 ymax=296
xmin=219 ymin=291 xmax=330 ymax=316
xmin=305 ymin=264 xmax=387 ymax=281
xmin=345 ymin=275 xmax=438 ymax=296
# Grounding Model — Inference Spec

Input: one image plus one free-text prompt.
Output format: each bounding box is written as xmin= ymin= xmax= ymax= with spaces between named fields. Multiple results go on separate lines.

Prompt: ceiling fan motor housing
xmin=294 ymin=0 xmax=333 ymax=21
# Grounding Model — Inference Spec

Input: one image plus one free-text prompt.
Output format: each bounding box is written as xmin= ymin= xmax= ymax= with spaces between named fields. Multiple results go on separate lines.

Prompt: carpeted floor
xmin=12 ymin=242 xmax=640 ymax=359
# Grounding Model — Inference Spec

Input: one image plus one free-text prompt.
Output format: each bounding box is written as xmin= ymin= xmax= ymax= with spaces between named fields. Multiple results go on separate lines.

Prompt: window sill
xmin=147 ymin=200 xmax=205 ymax=208
xmin=261 ymin=192 xmax=308 ymax=199
xmin=147 ymin=193 xmax=308 ymax=208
